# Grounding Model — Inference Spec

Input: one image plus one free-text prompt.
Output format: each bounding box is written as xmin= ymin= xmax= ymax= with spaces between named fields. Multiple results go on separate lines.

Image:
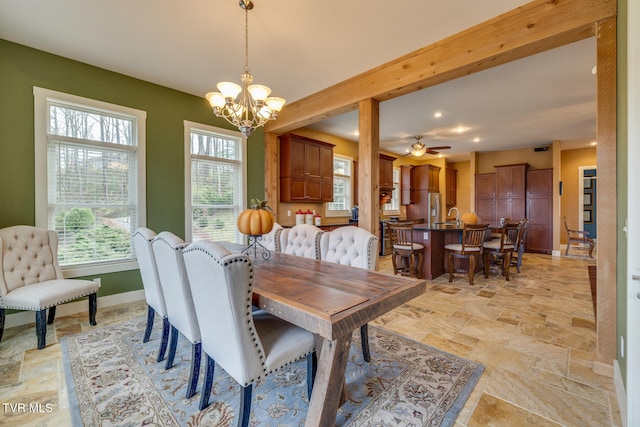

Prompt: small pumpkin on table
xmin=237 ymin=199 xmax=274 ymax=260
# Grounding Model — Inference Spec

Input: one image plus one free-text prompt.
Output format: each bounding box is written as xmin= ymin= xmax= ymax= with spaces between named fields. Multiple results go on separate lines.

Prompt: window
xmin=383 ymin=167 xmax=401 ymax=215
xmin=184 ymin=121 xmax=246 ymax=244
xmin=326 ymin=155 xmax=353 ymax=217
xmin=34 ymin=87 xmax=146 ymax=277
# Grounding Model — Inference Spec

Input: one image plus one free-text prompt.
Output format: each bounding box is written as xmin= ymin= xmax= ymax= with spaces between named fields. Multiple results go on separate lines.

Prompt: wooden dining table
xmin=219 ymin=242 xmax=426 ymax=426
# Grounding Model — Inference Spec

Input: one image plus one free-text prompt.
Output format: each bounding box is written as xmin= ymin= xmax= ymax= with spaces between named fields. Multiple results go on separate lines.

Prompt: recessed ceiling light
xmin=455 ymin=126 xmax=467 ymax=134
xmin=434 ymin=112 xmax=443 ymax=118
xmin=473 ymin=137 xmax=480 ymax=143
xmin=590 ymin=141 xmax=597 ymax=146
xmin=591 ymin=65 xmax=597 ymax=75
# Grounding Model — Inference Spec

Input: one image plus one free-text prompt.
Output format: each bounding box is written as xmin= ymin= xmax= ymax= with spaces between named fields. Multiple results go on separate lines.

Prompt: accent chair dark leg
xmin=89 ymin=293 xmax=97 ymax=326
xmin=157 ymin=318 xmax=170 ymax=362
xmin=448 ymin=253 xmax=454 ymax=282
xmin=238 ymin=384 xmax=253 ymax=427
xmin=360 ymin=324 xmax=370 ymax=362
xmin=47 ymin=306 xmax=56 ymax=324
xmin=469 ymin=254 xmax=476 ymax=286
xmin=199 ymin=355 xmax=216 ymax=410
xmin=306 ymin=352 xmax=317 ymax=400
xmin=0 ymin=308 xmax=5 ymax=344
xmin=36 ymin=309 xmax=47 ymax=349
xmin=186 ymin=342 xmax=202 ymax=399
xmin=165 ymin=326 xmax=179 ymax=370
xmin=143 ymin=305 xmax=155 ymax=343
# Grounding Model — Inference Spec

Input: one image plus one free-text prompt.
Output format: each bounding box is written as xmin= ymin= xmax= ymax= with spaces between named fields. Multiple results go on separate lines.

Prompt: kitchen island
xmin=410 ymin=223 xmax=465 ymax=280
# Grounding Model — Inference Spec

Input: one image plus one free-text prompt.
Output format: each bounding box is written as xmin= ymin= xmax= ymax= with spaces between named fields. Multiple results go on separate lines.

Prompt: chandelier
xmin=205 ymin=0 xmax=285 ymax=137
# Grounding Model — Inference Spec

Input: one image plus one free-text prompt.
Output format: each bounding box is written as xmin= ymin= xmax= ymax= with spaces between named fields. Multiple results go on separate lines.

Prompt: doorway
xmin=581 ymin=167 xmax=597 ymax=238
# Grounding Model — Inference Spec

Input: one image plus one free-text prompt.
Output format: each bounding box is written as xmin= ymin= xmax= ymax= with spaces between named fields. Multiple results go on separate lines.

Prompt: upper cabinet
xmin=401 ymin=164 xmax=441 ymax=207
xmin=379 ymin=154 xmax=396 ymax=190
xmin=495 ymin=163 xmax=528 ymax=221
xmin=279 ymin=133 xmax=334 ymax=202
xmin=445 ymin=167 xmax=457 ymax=206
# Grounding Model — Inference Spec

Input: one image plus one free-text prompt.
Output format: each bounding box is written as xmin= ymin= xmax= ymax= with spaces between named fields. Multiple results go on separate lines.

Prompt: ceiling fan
xmin=405 ymin=136 xmax=451 ymax=157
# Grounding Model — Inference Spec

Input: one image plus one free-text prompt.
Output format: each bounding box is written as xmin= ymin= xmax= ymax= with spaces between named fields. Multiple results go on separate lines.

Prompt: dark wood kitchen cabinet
xmin=279 ymin=133 xmax=334 ymax=202
xmin=379 ymin=154 xmax=396 ymax=190
xmin=412 ymin=164 xmax=440 ymax=192
xmin=495 ymin=163 xmax=528 ymax=221
xmin=401 ymin=165 xmax=414 ymax=205
xmin=475 ymin=173 xmax=496 ymax=225
xmin=526 ymin=168 xmax=552 ymax=253
xmin=445 ymin=167 xmax=457 ymax=206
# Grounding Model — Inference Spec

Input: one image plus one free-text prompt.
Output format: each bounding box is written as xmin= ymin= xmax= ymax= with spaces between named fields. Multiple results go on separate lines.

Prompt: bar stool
xmin=444 ymin=223 xmax=488 ymax=286
xmin=389 ymin=224 xmax=423 ymax=278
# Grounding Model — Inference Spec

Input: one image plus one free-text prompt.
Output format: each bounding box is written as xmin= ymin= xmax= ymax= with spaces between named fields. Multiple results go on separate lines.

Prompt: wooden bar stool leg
xmin=448 ymin=253 xmax=454 ymax=282
xmin=469 ymin=254 xmax=476 ymax=286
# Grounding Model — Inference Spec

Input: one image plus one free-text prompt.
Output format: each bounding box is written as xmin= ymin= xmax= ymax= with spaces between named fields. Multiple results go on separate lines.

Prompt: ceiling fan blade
xmin=426 ymin=149 xmax=440 ymax=155
xmin=425 ymin=146 xmax=451 ymax=150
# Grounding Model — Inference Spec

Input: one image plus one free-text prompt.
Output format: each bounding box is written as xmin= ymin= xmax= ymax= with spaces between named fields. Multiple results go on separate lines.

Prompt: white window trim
xmin=183 ymin=120 xmax=247 ymax=242
xmin=325 ymin=154 xmax=353 ymax=218
xmin=34 ymin=87 xmax=146 ymax=278
xmin=383 ymin=166 xmax=401 ymax=216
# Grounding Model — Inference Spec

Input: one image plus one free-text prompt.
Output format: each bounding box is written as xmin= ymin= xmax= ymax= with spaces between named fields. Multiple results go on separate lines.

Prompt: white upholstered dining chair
xmin=320 ymin=226 xmax=378 ymax=362
xmin=182 ymin=240 xmax=316 ymax=424
xmin=280 ymin=224 xmax=323 ymax=259
xmin=132 ymin=227 xmax=170 ymax=362
xmin=151 ymin=231 xmax=201 ymax=399
xmin=0 ymin=225 xmax=99 ymax=349
xmin=260 ymin=222 xmax=284 ymax=252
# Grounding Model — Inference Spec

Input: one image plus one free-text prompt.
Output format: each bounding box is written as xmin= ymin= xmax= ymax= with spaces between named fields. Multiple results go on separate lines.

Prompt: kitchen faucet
xmin=448 ymin=207 xmax=460 ymax=225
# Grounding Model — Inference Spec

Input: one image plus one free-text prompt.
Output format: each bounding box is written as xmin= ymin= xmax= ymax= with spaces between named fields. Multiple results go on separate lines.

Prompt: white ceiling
xmin=0 ymin=0 xmax=596 ymax=162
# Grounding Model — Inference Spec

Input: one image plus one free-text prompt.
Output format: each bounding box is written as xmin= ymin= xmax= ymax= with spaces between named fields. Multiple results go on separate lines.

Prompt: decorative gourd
xmin=461 ymin=211 xmax=479 ymax=225
xmin=237 ymin=199 xmax=274 ymax=236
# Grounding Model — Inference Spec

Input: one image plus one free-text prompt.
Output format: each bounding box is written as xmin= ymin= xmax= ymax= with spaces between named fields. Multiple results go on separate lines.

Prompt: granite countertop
xmin=411 ymin=223 xmax=463 ymax=231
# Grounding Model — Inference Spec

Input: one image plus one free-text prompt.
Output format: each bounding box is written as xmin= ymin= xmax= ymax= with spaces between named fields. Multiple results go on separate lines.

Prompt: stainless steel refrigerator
xmin=427 ymin=192 xmax=440 ymax=226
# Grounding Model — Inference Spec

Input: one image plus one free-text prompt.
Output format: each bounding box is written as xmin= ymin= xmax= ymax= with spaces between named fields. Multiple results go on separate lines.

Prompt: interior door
xmin=583 ymin=169 xmax=597 ymax=238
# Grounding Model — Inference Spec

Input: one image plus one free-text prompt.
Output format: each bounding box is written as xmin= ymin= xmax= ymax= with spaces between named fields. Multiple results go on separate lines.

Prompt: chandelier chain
xmin=244 ymin=6 xmax=250 ymax=73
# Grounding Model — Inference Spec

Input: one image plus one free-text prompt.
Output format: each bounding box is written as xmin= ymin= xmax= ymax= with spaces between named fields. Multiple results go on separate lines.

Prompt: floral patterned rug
xmin=61 ymin=317 xmax=484 ymax=426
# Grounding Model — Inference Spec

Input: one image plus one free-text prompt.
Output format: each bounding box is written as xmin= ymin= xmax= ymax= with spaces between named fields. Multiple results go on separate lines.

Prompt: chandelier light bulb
xmin=205 ymin=92 xmax=226 ymax=108
xmin=248 ymin=84 xmax=271 ymax=102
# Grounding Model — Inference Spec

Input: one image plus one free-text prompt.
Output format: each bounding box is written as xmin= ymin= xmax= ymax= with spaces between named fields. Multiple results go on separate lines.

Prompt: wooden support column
xmin=358 ymin=99 xmax=380 ymax=239
xmin=595 ymin=16 xmax=617 ymax=365
xmin=264 ymin=132 xmax=279 ymax=219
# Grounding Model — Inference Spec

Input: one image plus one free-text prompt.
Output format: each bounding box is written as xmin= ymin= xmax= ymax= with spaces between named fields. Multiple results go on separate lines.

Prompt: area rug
xmin=61 ymin=317 xmax=484 ymax=426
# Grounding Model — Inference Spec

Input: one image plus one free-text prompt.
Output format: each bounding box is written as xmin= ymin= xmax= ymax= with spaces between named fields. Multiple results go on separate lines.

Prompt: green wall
xmin=0 ymin=38 xmax=266 ymax=297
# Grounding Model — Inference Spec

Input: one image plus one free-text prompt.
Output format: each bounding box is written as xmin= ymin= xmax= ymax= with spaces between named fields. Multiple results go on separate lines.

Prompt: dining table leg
xmin=306 ymin=334 xmax=353 ymax=426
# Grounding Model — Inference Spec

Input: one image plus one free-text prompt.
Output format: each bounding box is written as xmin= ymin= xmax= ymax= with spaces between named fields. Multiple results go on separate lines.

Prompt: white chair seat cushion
xmin=253 ymin=311 xmax=315 ymax=374
xmin=444 ymin=244 xmax=481 ymax=252
xmin=1 ymin=279 xmax=99 ymax=310
xmin=393 ymin=243 xmax=424 ymax=251
xmin=483 ymin=241 xmax=515 ymax=250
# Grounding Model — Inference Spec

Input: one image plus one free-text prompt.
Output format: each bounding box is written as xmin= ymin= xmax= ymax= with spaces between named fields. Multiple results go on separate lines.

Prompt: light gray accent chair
xmin=151 ymin=231 xmax=201 ymax=399
xmin=280 ymin=224 xmax=323 ymax=259
xmin=182 ymin=240 xmax=316 ymax=424
xmin=320 ymin=226 xmax=378 ymax=362
xmin=0 ymin=225 xmax=99 ymax=349
xmin=132 ymin=227 xmax=170 ymax=362
xmin=261 ymin=222 xmax=283 ymax=252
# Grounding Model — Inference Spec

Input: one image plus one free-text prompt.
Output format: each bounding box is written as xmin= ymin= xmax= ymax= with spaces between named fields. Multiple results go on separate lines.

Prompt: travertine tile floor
xmin=0 ymin=247 xmax=622 ymax=426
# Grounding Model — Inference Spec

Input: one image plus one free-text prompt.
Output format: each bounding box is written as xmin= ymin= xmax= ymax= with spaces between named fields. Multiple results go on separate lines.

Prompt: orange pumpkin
xmin=461 ymin=212 xmax=479 ymax=224
xmin=237 ymin=200 xmax=274 ymax=236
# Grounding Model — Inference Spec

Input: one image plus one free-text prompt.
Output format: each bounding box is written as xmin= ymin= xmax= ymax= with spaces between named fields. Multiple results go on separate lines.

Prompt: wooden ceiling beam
xmin=265 ymin=0 xmax=616 ymax=135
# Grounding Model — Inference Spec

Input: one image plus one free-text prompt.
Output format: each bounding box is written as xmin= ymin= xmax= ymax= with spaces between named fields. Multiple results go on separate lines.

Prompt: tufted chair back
xmin=152 ymin=232 xmax=200 ymax=344
xmin=261 ymin=222 xmax=284 ymax=252
xmin=0 ymin=225 xmax=99 ymax=349
xmin=281 ymin=224 xmax=323 ymax=259
xmin=0 ymin=225 xmax=60 ymax=295
xmin=320 ymin=226 xmax=378 ymax=270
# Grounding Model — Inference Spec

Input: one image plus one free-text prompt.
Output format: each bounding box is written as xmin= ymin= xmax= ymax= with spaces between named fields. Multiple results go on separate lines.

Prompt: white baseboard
xmin=614 ymin=360 xmax=627 ymax=427
xmin=551 ymin=250 xmax=561 ymax=257
xmin=3 ymin=290 xmax=145 ymax=329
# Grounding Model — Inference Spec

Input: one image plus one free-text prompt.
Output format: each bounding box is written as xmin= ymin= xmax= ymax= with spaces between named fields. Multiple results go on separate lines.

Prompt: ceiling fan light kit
xmin=407 ymin=135 xmax=450 ymax=157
